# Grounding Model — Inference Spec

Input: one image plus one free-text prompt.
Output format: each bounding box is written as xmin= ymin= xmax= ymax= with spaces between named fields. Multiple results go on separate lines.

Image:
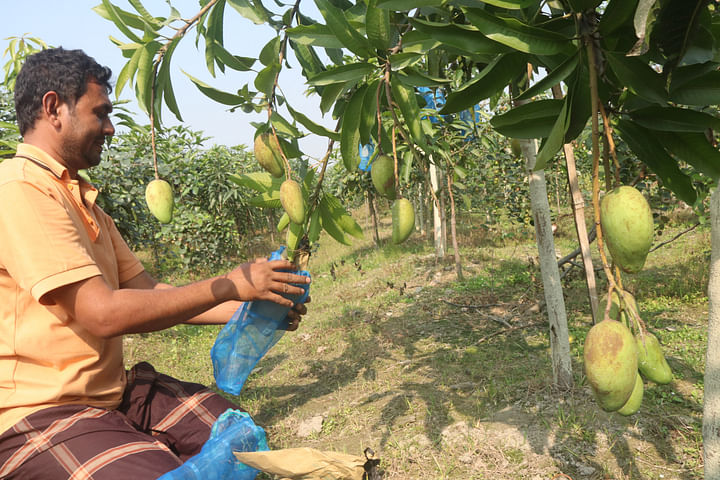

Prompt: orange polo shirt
xmin=0 ymin=144 xmax=145 ymax=434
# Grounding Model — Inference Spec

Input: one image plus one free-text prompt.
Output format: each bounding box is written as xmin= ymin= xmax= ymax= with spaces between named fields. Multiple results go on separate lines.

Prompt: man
xmin=0 ymin=47 xmax=310 ymax=479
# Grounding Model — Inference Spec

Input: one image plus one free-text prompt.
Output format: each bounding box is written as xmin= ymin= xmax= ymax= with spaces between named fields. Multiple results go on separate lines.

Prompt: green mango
xmin=280 ymin=180 xmax=306 ymax=224
xmin=584 ymin=319 xmax=638 ymax=411
xmin=510 ymin=138 xmax=522 ymax=158
xmin=145 ymin=179 xmax=174 ymax=224
xmin=636 ymin=332 xmax=673 ymax=385
xmin=616 ymin=373 xmax=644 ymax=416
xmin=600 ymin=186 xmax=654 ymax=273
xmin=371 ymin=154 xmax=396 ymax=200
xmin=391 ymin=198 xmax=415 ymax=245
xmin=254 ymin=132 xmax=284 ymax=178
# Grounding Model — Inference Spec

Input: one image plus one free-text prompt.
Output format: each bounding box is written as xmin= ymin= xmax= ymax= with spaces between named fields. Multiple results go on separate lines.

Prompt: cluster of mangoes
xmin=583 ymin=186 xmax=672 ymax=416
xmin=370 ymin=154 xmax=414 ymax=244
xmin=254 ymin=132 xmax=307 ymax=254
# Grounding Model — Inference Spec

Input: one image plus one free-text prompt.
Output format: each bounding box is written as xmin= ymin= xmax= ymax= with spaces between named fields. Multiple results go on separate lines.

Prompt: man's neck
xmin=21 ymin=134 xmax=79 ymax=180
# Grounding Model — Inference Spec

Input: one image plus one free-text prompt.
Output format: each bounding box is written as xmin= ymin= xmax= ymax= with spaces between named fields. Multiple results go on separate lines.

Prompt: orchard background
xmin=1 ymin=0 xmax=719 ymax=478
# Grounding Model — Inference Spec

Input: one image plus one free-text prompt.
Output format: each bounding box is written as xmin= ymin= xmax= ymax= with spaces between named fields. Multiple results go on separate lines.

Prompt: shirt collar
xmin=15 ymin=143 xmax=99 ymax=208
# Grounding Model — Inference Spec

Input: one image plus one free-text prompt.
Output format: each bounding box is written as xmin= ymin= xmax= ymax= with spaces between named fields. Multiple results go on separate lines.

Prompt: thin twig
xmin=649 ymin=222 xmax=700 ymax=253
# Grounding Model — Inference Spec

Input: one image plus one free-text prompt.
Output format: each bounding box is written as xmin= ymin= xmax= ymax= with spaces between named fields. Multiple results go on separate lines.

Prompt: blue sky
xmin=2 ymin=0 xmax=332 ymax=159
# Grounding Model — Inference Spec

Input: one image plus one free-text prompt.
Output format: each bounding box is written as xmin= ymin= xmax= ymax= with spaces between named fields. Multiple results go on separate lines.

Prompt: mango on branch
xmin=145 ymin=179 xmax=174 ymax=224
xmin=254 ymin=132 xmax=284 ymax=178
xmin=371 ymin=154 xmax=397 ymax=200
xmin=391 ymin=198 xmax=415 ymax=244
xmin=510 ymin=138 xmax=522 ymax=158
xmin=616 ymin=373 xmax=644 ymax=416
xmin=583 ymin=319 xmax=638 ymax=411
xmin=280 ymin=180 xmax=306 ymax=224
xmin=636 ymin=331 xmax=673 ymax=385
xmin=600 ymin=186 xmax=654 ymax=273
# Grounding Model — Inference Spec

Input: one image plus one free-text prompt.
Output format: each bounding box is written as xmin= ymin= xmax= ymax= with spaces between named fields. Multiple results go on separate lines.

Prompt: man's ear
xmin=41 ymin=91 xmax=64 ymax=128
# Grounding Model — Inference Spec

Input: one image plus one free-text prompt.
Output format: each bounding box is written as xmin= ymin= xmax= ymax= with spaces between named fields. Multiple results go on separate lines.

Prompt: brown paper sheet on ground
xmin=233 ymin=447 xmax=366 ymax=480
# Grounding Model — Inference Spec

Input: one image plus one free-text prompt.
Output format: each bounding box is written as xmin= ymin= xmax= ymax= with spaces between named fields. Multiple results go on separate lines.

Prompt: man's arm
xmin=44 ymin=259 xmax=310 ymax=338
xmin=120 ymin=271 xmax=242 ymax=325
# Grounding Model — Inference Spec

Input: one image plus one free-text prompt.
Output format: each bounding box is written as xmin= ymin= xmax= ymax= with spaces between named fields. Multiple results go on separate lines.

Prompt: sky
xmin=2 ymin=0 xmax=333 ymax=159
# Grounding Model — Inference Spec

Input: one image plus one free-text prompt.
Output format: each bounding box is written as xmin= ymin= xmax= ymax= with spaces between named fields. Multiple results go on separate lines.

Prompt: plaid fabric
xmin=0 ymin=362 xmax=240 ymax=479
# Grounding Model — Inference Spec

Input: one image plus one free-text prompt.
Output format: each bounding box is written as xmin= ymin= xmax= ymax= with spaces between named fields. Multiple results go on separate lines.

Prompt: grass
xmin=126 ymin=207 xmax=709 ymax=479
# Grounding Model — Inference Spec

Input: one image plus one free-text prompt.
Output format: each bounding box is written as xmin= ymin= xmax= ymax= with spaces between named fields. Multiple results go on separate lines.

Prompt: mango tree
xmin=96 ymin=0 xmax=720 ymax=473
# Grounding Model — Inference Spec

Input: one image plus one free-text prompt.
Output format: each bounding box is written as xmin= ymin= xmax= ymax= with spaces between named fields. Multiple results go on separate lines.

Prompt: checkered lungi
xmin=0 ymin=362 xmax=241 ymax=479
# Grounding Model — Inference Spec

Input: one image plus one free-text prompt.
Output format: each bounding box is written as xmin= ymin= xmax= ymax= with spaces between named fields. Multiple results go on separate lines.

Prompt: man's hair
xmin=14 ymin=47 xmax=113 ymax=135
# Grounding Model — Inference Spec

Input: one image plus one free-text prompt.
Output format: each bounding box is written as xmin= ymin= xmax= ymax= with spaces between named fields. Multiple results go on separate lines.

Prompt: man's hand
xmin=286 ymin=296 xmax=310 ymax=331
xmin=226 ymin=258 xmax=310 ymax=307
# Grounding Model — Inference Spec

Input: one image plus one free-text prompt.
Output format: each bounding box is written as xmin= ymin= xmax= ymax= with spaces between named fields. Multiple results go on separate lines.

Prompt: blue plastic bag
xmin=211 ymin=247 xmax=311 ymax=396
xmin=157 ymin=409 xmax=268 ymax=480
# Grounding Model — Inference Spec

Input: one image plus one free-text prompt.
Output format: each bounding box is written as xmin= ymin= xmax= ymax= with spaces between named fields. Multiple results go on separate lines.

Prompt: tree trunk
xmin=521 ymin=137 xmax=573 ymax=388
xmin=367 ymin=190 xmax=380 ymax=247
xmin=704 ymin=185 xmax=720 ymax=478
xmin=447 ymin=170 xmax=463 ymax=281
xmin=430 ymin=159 xmax=445 ymax=258
xmin=417 ymin=184 xmax=425 ymax=236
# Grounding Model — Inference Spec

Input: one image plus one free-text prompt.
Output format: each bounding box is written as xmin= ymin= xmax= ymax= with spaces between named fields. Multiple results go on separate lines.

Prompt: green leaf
xmin=115 ymin=45 xmax=143 ymax=99
xmin=657 ymin=131 xmax=720 ymax=180
xmin=97 ymin=0 xmax=144 ymax=42
xmin=259 ymin=36 xmax=281 ymax=67
xmin=490 ymin=99 xmax=563 ymax=138
xmin=463 ymin=8 xmax=569 ymax=55
xmin=389 ymin=53 xmax=423 ymax=72
xmin=255 ymin=62 xmax=281 ymax=96
xmin=183 ymin=71 xmax=245 ymax=105
xmin=319 ymin=82 xmax=348 ymax=115
xmin=599 ymin=0 xmax=639 ymax=36
xmin=308 ymin=62 xmax=375 ymax=86
xmin=360 ymin=79 xmax=380 ymax=144
xmin=287 ymin=24 xmax=345 ymax=49
xmin=128 ymin=0 xmax=164 ymax=30
xmin=156 ymin=39 xmax=182 ymax=122
xmin=290 ymin=41 xmax=325 ymax=79
xmin=249 ymin=191 xmax=282 ymax=208
xmin=135 ymin=41 xmax=161 ymax=116
xmin=227 ymin=0 xmax=269 ymax=24
xmin=606 ymin=52 xmax=667 ymax=104
xmin=615 ymin=119 xmax=696 ymax=204
xmin=270 ymin=111 xmax=301 ymax=138
xmin=669 ymin=70 xmax=720 ymax=106
xmin=564 ymin=68 xmax=591 ymax=142
xmin=396 ymin=67 xmax=451 ymax=87
xmin=315 ymin=0 xmax=373 ymax=58
xmin=441 ymin=53 xmax=525 ymax=114
xmin=376 ymin=0 xmax=442 ymax=8
xmin=566 ymin=0 xmax=603 ymax=12
xmin=319 ymin=196 xmax=351 ymax=245
xmin=308 ymin=209 xmax=321 ymax=244
xmin=392 ymin=80 xmax=427 ymax=150
xmin=341 ymin=85 xmax=367 ymax=171
xmin=629 ymin=106 xmax=720 ymax=132
xmin=229 ymin=172 xmax=283 ymax=192
xmin=287 ymin=104 xmax=341 ymax=140
xmin=515 ymin=54 xmax=579 ymax=101
xmin=534 ymin=96 xmax=569 ymax=170
xmin=366 ymin=0 xmax=392 ymax=50
xmin=323 ymin=193 xmax=364 ymax=239
xmin=477 ymin=0 xmax=537 ymax=8
xmin=210 ymin=40 xmax=256 ymax=71
xmin=410 ymin=18 xmax=512 ymax=56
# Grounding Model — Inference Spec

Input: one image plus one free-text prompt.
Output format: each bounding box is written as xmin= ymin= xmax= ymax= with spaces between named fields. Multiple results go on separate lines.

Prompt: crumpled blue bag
xmin=157 ymin=409 xmax=268 ymax=480
xmin=211 ymin=247 xmax=310 ymax=396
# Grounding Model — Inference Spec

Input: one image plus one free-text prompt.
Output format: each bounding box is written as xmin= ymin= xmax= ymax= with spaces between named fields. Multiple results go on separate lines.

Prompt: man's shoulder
xmin=0 ymin=157 xmax=31 ymax=187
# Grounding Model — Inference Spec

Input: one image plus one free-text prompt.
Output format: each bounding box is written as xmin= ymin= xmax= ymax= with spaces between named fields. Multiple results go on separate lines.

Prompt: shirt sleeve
xmin=99 ymin=210 xmax=145 ymax=284
xmin=0 ymin=180 xmax=101 ymax=302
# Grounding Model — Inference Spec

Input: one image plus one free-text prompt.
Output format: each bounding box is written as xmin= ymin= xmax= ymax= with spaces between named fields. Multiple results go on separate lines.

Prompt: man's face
xmin=59 ymin=80 xmax=115 ymax=171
